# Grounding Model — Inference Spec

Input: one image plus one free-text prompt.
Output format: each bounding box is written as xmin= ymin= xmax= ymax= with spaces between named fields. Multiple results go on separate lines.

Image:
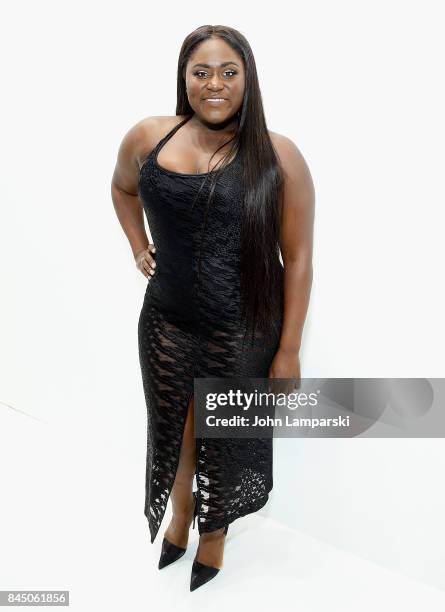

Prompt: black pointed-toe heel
xmin=190 ymin=524 xmax=229 ymax=591
xmin=158 ymin=491 xmax=198 ymax=570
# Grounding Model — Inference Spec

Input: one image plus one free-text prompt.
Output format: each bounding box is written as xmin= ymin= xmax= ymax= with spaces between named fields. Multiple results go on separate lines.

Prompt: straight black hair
xmin=176 ymin=25 xmax=285 ymax=346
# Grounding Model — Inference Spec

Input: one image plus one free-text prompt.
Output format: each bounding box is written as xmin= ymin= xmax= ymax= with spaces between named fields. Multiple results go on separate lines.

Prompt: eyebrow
xmin=191 ymin=61 xmax=240 ymax=68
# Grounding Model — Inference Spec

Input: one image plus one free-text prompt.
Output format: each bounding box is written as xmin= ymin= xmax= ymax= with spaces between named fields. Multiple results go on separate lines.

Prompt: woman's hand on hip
xmin=135 ymin=244 xmax=156 ymax=279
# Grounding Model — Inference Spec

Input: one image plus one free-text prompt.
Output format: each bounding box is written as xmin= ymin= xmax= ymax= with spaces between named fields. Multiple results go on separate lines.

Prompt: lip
xmin=203 ymin=98 xmax=227 ymax=105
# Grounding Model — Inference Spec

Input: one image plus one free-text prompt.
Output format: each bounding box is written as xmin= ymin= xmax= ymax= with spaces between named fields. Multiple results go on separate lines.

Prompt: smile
xmin=203 ymin=99 xmax=226 ymax=104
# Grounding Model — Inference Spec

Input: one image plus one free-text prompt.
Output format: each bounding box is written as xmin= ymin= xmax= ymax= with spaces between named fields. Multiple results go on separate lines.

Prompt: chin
xmin=204 ymin=109 xmax=238 ymax=123
xmin=205 ymin=113 xmax=229 ymax=122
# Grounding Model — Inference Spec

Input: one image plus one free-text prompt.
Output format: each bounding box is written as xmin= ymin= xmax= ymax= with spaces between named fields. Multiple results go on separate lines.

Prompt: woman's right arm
xmin=110 ymin=117 xmax=158 ymax=278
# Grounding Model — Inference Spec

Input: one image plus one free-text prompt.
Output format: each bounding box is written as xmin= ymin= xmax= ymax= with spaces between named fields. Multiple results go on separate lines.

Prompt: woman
xmin=111 ymin=24 xmax=314 ymax=591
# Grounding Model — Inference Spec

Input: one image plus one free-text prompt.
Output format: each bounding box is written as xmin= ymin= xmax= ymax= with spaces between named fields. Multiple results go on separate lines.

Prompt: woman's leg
xmin=196 ymin=528 xmax=227 ymax=569
xmin=163 ymin=393 xmax=197 ymax=548
xmin=164 ymin=392 xmax=228 ymax=567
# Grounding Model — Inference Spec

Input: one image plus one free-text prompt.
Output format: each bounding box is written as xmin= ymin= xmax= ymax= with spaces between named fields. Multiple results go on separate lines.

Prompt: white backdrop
xmin=1 ymin=1 xmax=445 ymax=609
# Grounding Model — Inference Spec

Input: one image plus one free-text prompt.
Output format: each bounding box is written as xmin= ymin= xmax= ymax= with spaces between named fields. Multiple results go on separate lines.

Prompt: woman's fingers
xmin=142 ymin=258 xmax=153 ymax=277
xmin=144 ymin=253 xmax=156 ymax=275
xmin=146 ymin=244 xmax=156 ymax=274
xmin=135 ymin=245 xmax=157 ymax=278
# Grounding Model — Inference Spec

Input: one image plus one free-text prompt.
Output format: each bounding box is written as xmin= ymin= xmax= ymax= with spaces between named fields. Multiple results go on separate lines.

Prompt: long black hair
xmin=176 ymin=25 xmax=285 ymax=346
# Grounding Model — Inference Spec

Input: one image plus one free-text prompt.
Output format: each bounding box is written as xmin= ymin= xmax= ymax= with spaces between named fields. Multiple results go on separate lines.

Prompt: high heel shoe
xmin=158 ymin=491 xmax=198 ymax=570
xmin=190 ymin=524 xmax=229 ymax=591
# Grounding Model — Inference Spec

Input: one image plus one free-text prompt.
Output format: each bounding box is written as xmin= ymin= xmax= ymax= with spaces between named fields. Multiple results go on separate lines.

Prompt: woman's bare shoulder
xmin=112 ymin=116 xmax=187 ymax=194
xmin=269 ymin=130 xmax=303 ymax=166
xmin=268 ymin=130 xmax=312 ymax=183
xmin=130 ymin=115 xmax=188 ymax=166
xmin=268 ymin=130 xmax=315 ymax=218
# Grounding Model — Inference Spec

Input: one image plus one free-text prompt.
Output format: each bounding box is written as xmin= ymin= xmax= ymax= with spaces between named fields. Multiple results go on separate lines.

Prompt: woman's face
xmin=184 ymin=37 xmax=245 ymax=124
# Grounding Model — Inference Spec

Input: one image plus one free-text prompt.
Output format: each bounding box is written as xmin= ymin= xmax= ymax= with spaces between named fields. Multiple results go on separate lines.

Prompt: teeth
xmin=206 ymin=99 xmax=224 ymax=101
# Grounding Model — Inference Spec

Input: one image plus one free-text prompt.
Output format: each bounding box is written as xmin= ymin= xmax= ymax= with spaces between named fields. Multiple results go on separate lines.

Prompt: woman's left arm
xmin=269 ymin=133 xmax=315 ymax=380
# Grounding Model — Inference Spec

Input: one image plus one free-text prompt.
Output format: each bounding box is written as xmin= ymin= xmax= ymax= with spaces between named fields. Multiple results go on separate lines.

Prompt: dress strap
xmin=153 ymin=115 xmax=192 ymax=154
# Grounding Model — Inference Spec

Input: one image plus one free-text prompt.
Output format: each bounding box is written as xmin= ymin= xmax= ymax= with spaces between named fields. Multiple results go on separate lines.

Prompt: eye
xmin=192 ymin=69 xmax=238 ymax=79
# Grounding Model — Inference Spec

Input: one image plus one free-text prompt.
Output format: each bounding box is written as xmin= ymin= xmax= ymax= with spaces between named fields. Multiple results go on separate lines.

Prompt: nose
xmin=207 ymin=74 xmax=223 ymax=90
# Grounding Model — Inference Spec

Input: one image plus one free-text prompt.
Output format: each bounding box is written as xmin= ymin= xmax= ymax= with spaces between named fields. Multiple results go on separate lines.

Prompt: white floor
xmin=1 ymin=404 xmax=445 ymax=611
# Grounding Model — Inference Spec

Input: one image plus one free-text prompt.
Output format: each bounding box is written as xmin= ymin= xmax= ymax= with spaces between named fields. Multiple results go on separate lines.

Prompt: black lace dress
xmin=137 ymin=115 xmax=284 ymax=543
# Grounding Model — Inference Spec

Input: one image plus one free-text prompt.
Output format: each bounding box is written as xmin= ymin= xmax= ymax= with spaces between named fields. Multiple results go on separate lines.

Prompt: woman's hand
xmin=135 ymin=244 xmax=157 ymax=279
xmin=269 ymin=347 xmax=301 ymax=394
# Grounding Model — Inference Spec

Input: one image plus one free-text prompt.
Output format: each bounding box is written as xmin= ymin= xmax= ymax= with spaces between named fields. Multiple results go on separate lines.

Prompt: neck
xmin=190 ymin=112 xmax=238 ymax=134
